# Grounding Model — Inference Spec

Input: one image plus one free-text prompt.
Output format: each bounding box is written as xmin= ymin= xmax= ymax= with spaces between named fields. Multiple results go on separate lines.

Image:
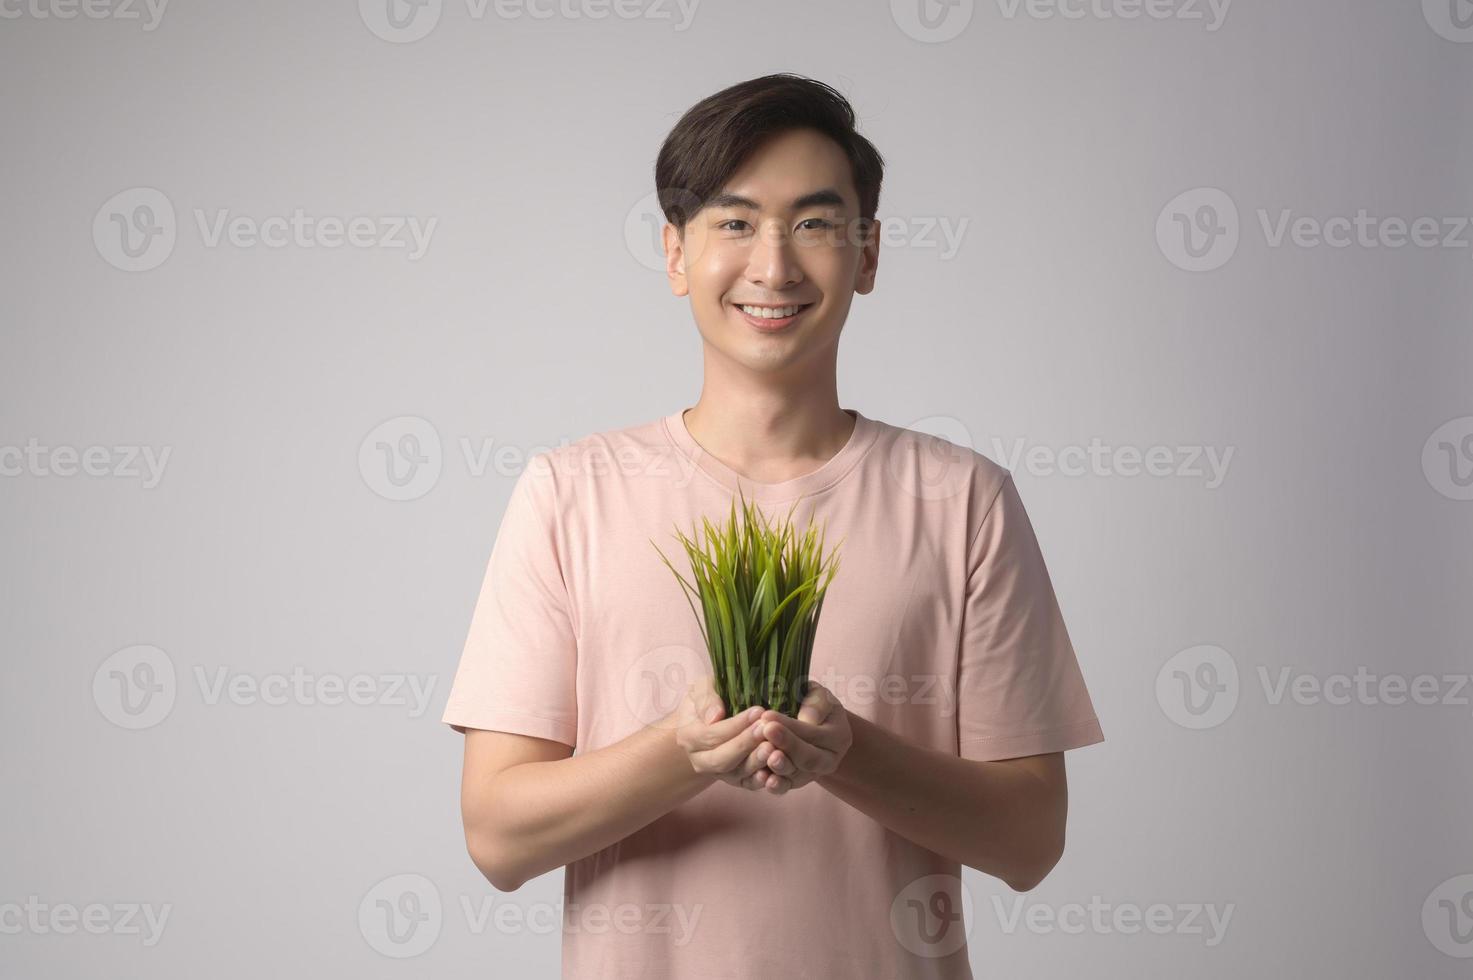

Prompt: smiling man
xmin=444 ymin=73 xmax=1104 ymax=979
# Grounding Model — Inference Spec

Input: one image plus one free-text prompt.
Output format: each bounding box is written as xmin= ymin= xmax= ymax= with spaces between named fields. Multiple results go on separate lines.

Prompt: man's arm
xmin=810 ymin=711 xmax=1069 ymax=892
xmin=458 ymin=691 xmax=771 ymax=891
xmin=459 ymin=726 xmax=702 ymax=891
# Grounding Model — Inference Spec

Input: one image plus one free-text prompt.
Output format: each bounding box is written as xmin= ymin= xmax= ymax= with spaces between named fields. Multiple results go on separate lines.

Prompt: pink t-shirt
xmin=443 ymin=407 xmax=1104 ymax=980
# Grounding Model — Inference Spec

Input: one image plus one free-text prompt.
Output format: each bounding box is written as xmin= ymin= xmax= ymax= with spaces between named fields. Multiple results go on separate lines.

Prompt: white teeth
xmin=739 ymin=304 xmax=803 ymax=318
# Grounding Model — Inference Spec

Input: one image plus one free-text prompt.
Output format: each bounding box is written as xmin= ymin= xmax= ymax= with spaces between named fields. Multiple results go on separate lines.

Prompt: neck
xmin=682 ymin=348 xmax=854 ymax=484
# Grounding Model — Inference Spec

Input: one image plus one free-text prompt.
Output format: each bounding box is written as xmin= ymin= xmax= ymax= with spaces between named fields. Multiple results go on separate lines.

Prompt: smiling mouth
xmin=731 ymin=302 xmax=814 ymax=329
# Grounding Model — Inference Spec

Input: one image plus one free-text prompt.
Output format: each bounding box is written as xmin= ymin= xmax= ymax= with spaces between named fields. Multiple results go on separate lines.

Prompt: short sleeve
xmin=441 ymin=457 xmax=578 ymax=747
xmin=955 ymin=473 xmax=1103 ymax=761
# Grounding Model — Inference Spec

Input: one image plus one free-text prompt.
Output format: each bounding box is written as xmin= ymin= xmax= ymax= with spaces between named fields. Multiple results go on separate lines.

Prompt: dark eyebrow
xmin=703 ymin=188 xmax=848 ymax=212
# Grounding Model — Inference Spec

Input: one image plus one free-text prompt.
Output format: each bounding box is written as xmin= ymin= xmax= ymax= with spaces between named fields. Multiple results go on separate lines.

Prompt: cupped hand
xmin=671 ymin=677 xmax=782 ymax=790
xmin=748 ymin=681 xmax=852 ymax=796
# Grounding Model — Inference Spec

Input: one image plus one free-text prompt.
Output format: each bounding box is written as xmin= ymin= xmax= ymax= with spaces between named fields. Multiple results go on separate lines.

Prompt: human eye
xmin=717 ymin=218 xmax=751 ymax=232
xmin=798 ymin=217 xmax=835 ymax=231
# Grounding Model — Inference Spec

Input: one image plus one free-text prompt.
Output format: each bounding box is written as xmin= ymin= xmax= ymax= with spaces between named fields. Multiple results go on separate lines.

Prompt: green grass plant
xmin=651 ymin=486 xmax=844 ymax=718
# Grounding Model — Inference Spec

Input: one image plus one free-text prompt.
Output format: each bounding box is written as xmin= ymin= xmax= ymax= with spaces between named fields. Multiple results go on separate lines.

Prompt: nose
xmin=744 ymin=219 xmax=803 ymax=290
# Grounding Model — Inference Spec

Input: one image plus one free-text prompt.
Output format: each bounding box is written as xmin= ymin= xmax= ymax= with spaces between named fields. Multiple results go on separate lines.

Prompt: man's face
xmin=664 ymin=127 xmax=879 ymax=376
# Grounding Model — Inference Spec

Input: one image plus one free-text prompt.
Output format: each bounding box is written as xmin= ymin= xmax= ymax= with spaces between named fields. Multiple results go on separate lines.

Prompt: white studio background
xmin=2 ymin=1 xmax=1471 ymax=977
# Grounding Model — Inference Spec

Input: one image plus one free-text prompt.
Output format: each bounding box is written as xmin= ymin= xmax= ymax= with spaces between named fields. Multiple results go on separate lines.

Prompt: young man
xmin=443 ymin=73 xmax=1104 ymax=979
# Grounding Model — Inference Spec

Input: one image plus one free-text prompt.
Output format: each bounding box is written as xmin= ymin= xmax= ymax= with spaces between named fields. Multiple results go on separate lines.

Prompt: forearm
xmin=471 ymin=725 xmax=712 ymax=889
xmin=815 ymin=712 xmax=1064 ymax=890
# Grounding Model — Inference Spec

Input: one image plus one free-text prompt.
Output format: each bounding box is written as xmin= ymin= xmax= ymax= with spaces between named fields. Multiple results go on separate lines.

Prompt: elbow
xmin=1003 ymin=862 xmax=1052 ymax=894
xmin=1004 ymin=835 xmax=1065 ymax=893
xmin=466 ymin=832 xmax=525 ymax=893
xmin=486 ymin=866 xmax=526 ymax=893
xmin=461 ymin=786 xmax=530 ymax=891
xmin=998 ymin=762 xmax=1070 ymax=892
xmin=1005 ymin=868 xmax=1048 ymax=893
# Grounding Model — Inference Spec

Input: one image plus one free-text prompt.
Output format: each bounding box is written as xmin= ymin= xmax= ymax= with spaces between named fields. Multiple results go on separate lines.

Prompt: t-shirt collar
xmin=662 ymin=406 xmax=878 ymax=503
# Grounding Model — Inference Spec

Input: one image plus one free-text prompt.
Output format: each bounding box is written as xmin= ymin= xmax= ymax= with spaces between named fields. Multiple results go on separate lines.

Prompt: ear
xmin=664 ymin=222 xmax=689 ymax=298
xmin=853 ymin=216 xmax=880 ymax=296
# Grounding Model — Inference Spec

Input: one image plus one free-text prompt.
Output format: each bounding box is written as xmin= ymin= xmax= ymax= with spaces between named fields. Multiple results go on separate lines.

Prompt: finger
xmin=728 ymin=740 xmax=772 ymax=782
xmin=755 ymin=686 xmax=827 ymax=727
xmin=721 ymin=762 xmax=774 ymax=791
xmin=795 ymin=682 xmax=835 ymax=726
xmin=767 ymin=750 xmax=817 ymax=786
xmin=716 ymin=769 xmax=756 ymax=789
xmin=694 ymin=713 xmax=769 ymax=773
xmin=779 ymin=764 xmax=819 ymax=792
xmin=690 ymin=680 xmax=724 ymax=721
xmin=677 ymin=684 xmax=710 ymax=730
xmin=761 ymin=720 xmax=831 ymax=774
xmin=760 ymin=698 xmax=832 ymax=739
xmin=760 ymin=713 xmax=829 ymax=747
xmin=763 ymin=771 xmax=792 ymax=795
xmin=678 ymin=703 xmax=754 ymax=755
xmin=748 ymin=740 xmax=775 ymax=775
xmin=690 ymin=705 xmax=765 ymax=750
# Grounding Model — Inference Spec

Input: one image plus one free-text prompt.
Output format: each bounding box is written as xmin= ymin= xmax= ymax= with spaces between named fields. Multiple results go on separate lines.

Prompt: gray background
xmin=3 ymin=0 xmax=1471 ymax=976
